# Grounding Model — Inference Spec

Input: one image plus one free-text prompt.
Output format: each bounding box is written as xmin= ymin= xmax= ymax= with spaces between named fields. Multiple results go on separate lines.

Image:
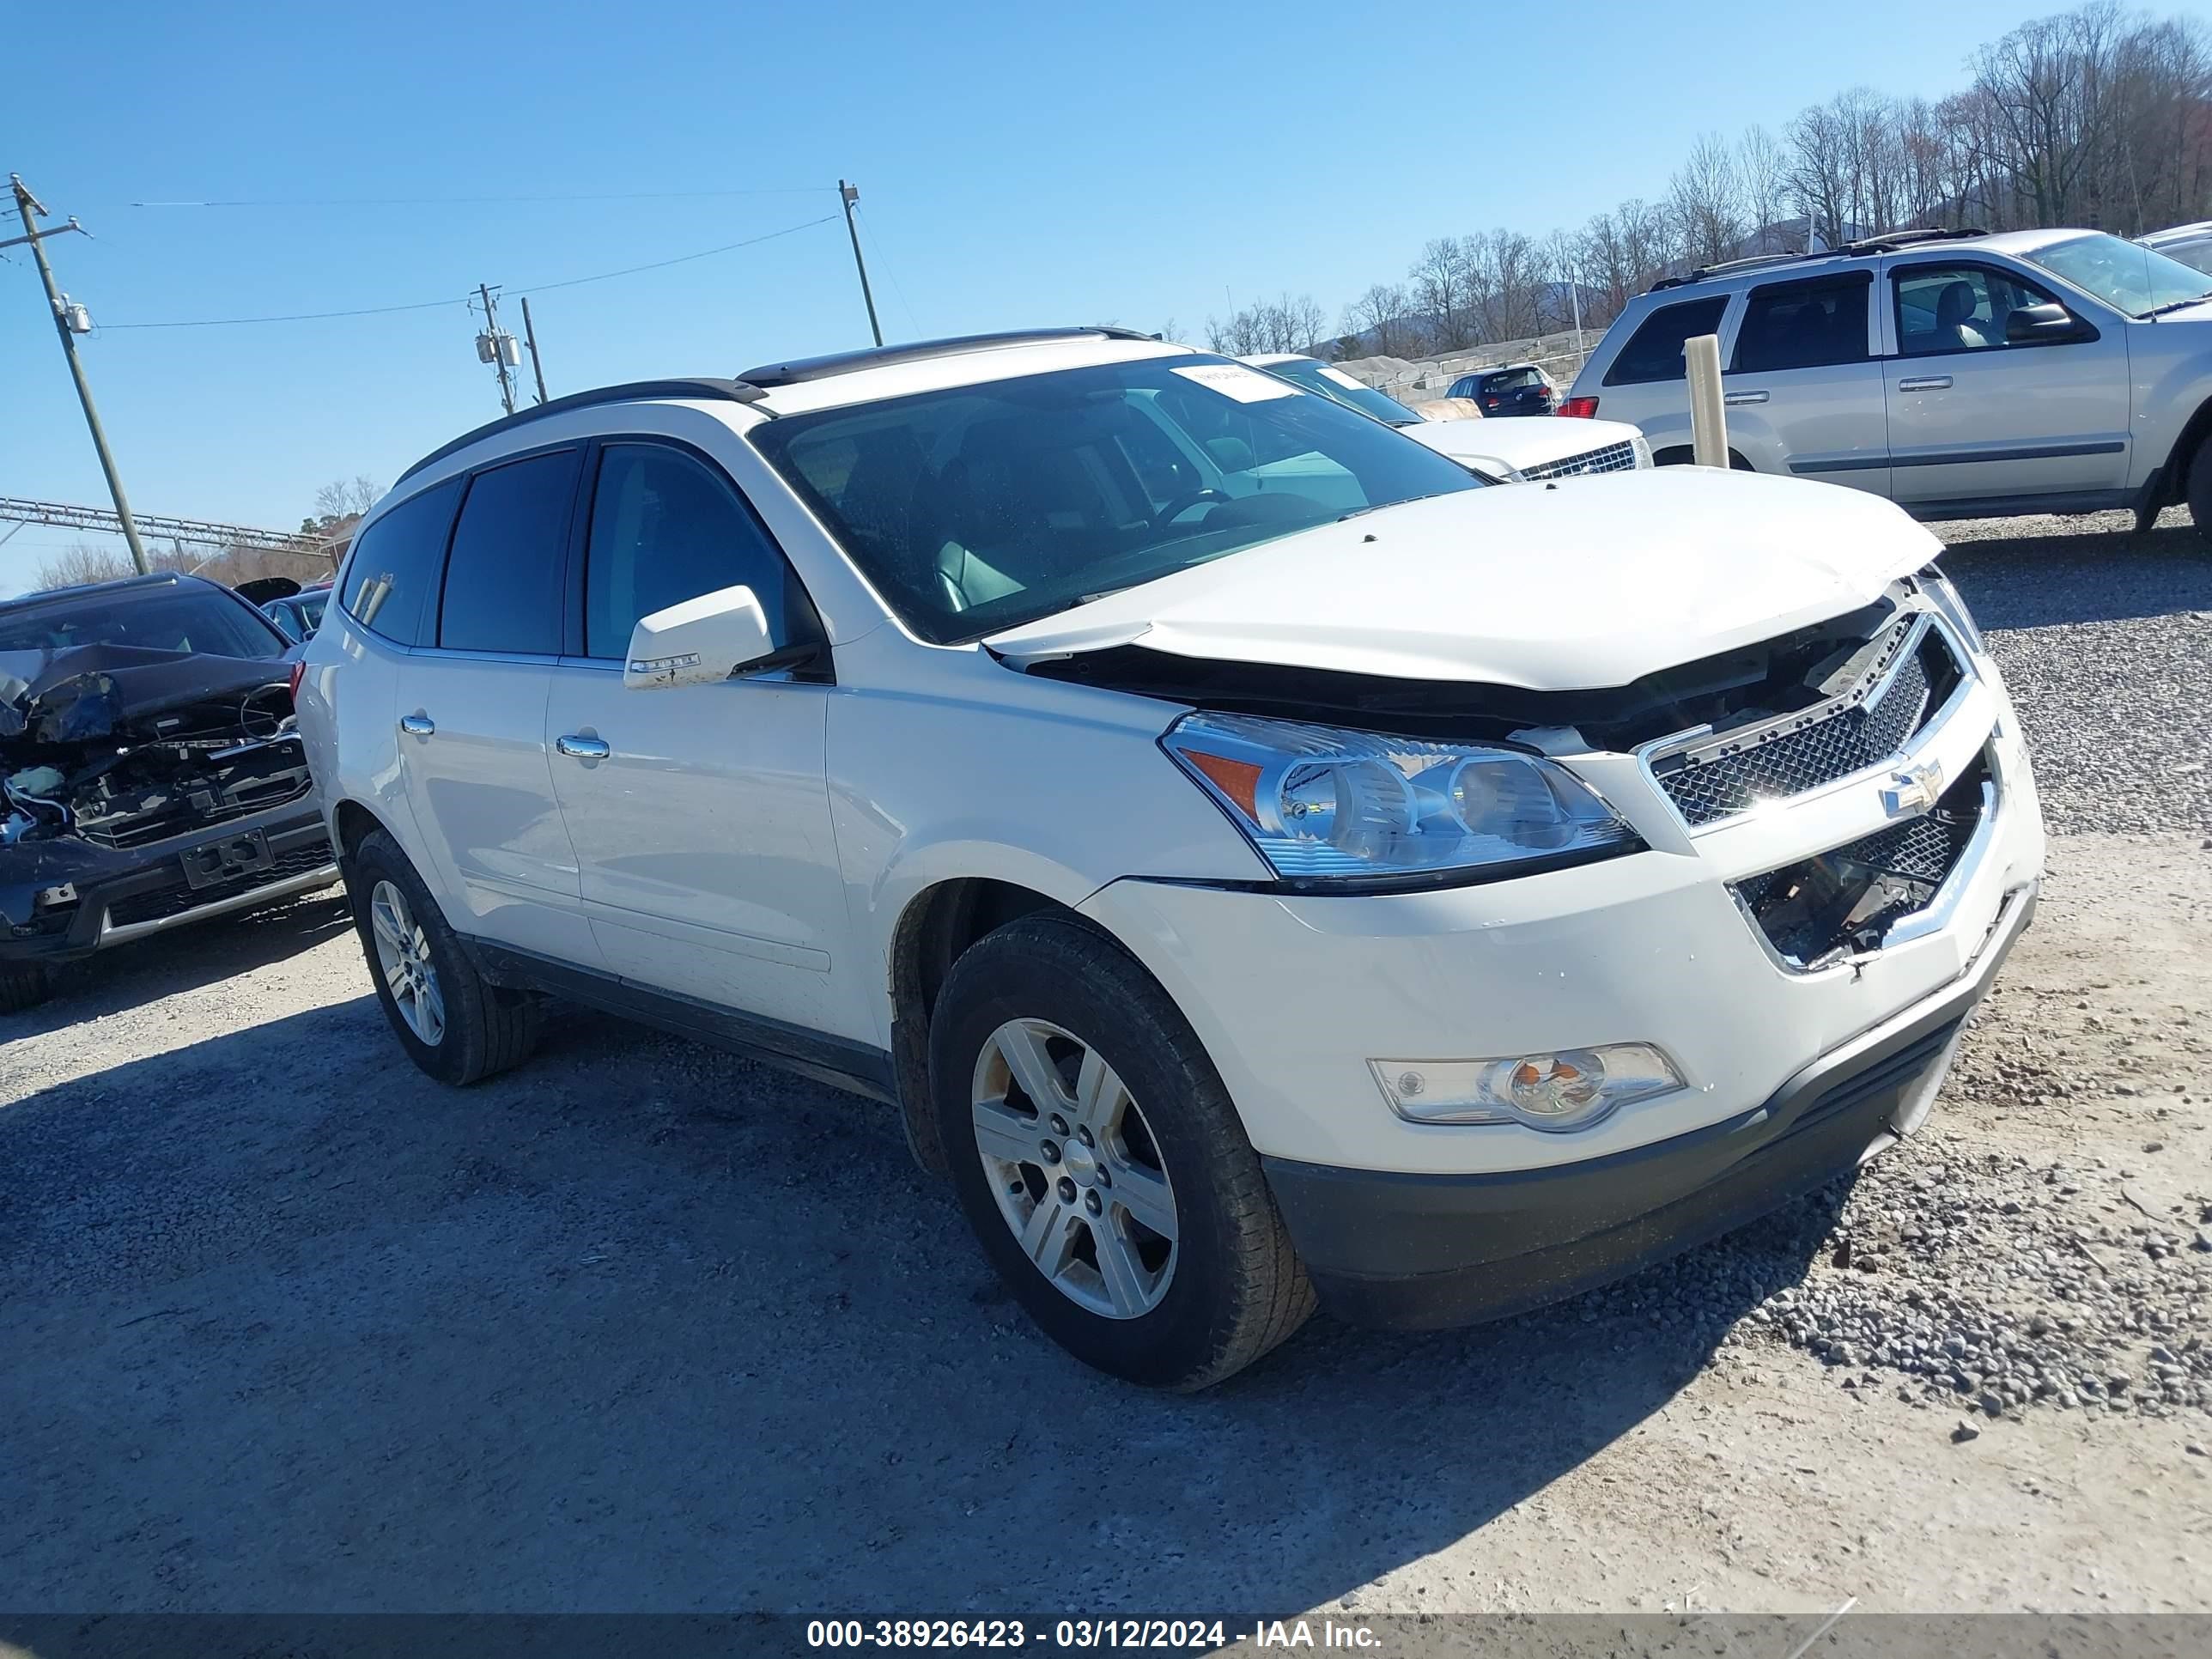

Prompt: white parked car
xmin=1243 ymin=353 xmax=1652 ymax=480
xmin=300 ymin=327 xmax=2045 ymax=1389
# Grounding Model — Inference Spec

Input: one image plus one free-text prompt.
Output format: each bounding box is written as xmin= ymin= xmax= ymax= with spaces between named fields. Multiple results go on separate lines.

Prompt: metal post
xmin=1685 ymin=333 xmax=1729 ymax=468
xmin=478 ymin=283 xmax=516 ymax=416
xmin=520 ymin=297 xmax=550 ymax=405
xmin=838 ymin=179 xmax=884 ymax=347
xmin=9 ymin=174 xmax=149 ymax=574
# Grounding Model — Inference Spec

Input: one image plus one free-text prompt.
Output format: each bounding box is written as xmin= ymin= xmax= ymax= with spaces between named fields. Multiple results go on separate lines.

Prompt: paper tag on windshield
xmin=1170 ymin=363 xmax=1299 ymax=403
xmin=1319 ymin=366 xmax=1366 ymax=390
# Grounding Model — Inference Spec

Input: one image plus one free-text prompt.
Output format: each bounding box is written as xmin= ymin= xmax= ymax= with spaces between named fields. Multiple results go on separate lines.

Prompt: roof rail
xmin=738 ymin=326 xmax=1164 ymax=387
xmin=393 ymin=378 xmax=768 ymax=487
xmin=1645 ymin=228 xmax=1986 ymax=292
xmin=1833 ymin=227 xmax=1986 ymax=256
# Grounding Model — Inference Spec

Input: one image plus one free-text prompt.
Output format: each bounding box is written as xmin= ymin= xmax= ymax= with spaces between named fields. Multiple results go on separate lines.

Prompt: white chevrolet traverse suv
xmin=299 ymin=327 xmax=2045 ymax=1389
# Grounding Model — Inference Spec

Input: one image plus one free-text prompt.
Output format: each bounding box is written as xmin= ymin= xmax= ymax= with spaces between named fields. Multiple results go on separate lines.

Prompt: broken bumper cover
xmin=0 ymin=802 xmax=337 ymax=965
xmin=1263 ymin=882 xmax=2034 ymax=1331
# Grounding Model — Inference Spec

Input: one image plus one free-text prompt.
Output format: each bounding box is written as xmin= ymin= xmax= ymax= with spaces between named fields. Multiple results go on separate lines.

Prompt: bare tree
xmin=1738 ymin=125 xmax=1794 ymax=247
xmin=1670 ymin=132 xmax=1746 ymax=268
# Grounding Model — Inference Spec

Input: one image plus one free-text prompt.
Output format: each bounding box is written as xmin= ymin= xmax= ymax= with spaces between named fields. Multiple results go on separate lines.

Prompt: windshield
xmin=2148 ymin=234 xmax=2212 ymax=277
xmin=1253 ymin=358 xmax=1419 ymax=426
xmin=2018 ymin=233 xmax=2212 ymax=318
xmin=749 ymin=355 xmax=1483 ymax=645
xmin=0 ymin=586 xmax=286 ymax=657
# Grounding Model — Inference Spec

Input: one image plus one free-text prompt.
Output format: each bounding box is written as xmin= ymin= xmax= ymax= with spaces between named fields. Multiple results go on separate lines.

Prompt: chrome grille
xmin=1521 ymin=440 xmax=1638 ymax=480
xmin=1648 ymin=615 xmax=1963 ymax=829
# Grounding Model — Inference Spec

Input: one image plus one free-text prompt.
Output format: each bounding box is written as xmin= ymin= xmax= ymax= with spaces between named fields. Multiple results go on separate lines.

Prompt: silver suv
xmin=1565 ymin=228 xmax=2212 ymax=532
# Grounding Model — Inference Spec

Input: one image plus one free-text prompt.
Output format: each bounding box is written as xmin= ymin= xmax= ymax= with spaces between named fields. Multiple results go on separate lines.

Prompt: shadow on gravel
xmin=0 ymin=995 xmax=1848 ymax=1614
xmin=1 ymin=887 xmax=355 ymax=1045
xmin=1936 ymin=520 xmax=2212 ymax=629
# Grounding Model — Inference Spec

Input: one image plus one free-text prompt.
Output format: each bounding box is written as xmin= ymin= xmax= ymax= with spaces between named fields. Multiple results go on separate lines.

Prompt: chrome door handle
xmin=1723 ymin=389 xmax=1769 ymax=405
xmin=398 ymin=714 xmax=435 ymax=737
xmin=1898 ymin=374 xmax=1953 ymax=391
xmin=555 ymin=734 xmax=611 ymax=761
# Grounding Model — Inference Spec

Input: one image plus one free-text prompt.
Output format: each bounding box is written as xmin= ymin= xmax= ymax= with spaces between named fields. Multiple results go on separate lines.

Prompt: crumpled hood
xmin=986 ymin=467 xmax=1945 ymax=691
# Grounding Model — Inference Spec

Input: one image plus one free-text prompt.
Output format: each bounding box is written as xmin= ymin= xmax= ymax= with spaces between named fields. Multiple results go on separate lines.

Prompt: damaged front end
xmin=3 ymin=645 xmax=332 ymax=963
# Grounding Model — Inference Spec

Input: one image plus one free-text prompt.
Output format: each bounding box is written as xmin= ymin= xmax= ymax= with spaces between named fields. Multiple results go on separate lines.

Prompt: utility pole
xmin=838 ymin=180 xmax=883 ymax=347
xmin=475 ymin=283 xmax=518 ymax=416
xmin=520 ymin=296 xmax=549 ymax=404
xmin=8 ymin=174 xmax=149 ymax=574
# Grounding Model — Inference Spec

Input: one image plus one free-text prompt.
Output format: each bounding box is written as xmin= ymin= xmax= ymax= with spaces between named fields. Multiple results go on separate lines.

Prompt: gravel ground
xmin=1 ymin=513 xmax=2208 ymax=1619
xmin=1940 ymin=506 xmax=2212 ymax=836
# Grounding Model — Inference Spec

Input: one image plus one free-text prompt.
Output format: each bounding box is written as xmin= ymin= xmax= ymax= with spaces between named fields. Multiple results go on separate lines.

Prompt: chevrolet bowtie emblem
xmin=1880 ymin=759 xmax=1946 ymax=817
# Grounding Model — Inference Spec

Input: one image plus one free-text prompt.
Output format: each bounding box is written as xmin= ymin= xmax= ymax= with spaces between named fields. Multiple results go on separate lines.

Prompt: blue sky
xmin=6 ymin=0 xmax=2195 ymax=592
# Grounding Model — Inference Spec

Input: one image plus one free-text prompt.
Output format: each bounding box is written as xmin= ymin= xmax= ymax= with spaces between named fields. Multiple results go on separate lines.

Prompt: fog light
xmin=1371 ymin=1043 xmax=1683 ymax=1131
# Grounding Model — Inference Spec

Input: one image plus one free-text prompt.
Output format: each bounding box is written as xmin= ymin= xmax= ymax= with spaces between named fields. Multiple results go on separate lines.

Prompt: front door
xmin=544 ymin=438 xmax=854 ymax=1037
xmin=1881 ymin=258 xmax=2132 ymax=509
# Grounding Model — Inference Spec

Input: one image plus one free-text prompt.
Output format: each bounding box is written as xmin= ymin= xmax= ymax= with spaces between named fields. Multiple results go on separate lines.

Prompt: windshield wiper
xmin=2142 ymin=291 xmax=2212 ymax=318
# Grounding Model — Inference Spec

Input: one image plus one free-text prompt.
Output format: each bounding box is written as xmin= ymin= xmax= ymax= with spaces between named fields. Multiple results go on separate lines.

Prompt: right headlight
xmin=1162 ymin=711 xmax=1641 ymax=887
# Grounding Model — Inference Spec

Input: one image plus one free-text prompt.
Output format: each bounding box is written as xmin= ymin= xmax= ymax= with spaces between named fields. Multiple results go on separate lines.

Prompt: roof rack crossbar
xmin=1833 ymin=226 xmax=1987 ymax=255
xmin=393 ymin=378 xmax=768 ymax=487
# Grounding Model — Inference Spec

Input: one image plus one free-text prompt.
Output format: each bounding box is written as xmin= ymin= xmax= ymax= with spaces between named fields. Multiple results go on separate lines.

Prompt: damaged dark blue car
xmin=2 ymin=572 xmax=337 ymax=1014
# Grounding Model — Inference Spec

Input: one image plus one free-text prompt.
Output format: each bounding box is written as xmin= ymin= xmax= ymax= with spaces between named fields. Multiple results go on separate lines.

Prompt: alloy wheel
xmin=368 ymin=878 xmax=446 ymax=1047
xmin=970 ymin=1018 xmax=1178 ymax=1319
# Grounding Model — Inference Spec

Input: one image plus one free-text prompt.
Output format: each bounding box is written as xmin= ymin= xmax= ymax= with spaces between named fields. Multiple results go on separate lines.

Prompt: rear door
xmin=1723 ymin=270 xmax=1889 ymax=495
xmin=543 ymin=436 xmax=853 ymax=1036
xmin=1881 ymin=257 xmax=2131 ymax=508
xmin=393 ymin=446 xmax=599 ymax=963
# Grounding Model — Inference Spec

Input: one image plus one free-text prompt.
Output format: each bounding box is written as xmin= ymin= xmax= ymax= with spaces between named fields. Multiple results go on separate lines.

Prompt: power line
xmin=854 ymin=203 xmax=924 ymax=338
xmin=511 ymin=214 xmax=838 ymax=295
xmin=95 ymin=213 xmax=842 ymax=330
xmin=124 ymin=186 xmax=832 ymax=209
xmin=100 ymin=296 xmax=468 ymax=330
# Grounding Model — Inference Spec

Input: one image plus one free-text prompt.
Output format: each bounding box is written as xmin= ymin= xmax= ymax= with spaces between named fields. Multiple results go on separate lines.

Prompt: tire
xmin=930 ymin=913 xmax=1314 ymax=1389
xmin=0 ymin=963 xmax=52 ymax=1015
xmin=2186 ymin=434 xmax=2212 ymax=537
xmin=346 ymin=830 xmax=543 ymax=1085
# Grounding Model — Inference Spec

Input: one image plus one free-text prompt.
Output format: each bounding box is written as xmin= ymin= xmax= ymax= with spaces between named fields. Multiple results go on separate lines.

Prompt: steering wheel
xmin=1155 ymin=488 xmax=1229 ymax=526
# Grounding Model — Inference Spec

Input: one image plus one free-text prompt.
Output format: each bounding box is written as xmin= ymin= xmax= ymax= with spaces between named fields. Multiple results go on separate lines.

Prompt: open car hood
xmin=985 ymin=467 xmax=1944 ymax=692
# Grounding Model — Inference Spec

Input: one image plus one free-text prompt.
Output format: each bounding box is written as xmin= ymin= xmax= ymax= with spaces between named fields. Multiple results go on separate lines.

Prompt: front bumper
xmin=1265 ymin=883 xmax=2032 ymax=1328
xmin=0 ymin=804 xmax=337 ymax=966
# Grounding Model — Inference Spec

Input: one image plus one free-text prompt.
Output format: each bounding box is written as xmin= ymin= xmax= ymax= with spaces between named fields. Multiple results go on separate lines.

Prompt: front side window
xmin=1893 ymin=264 xmax=2059 ymax=356
xmin=340 ymin=478 xmax=462 ymax=647
xmin=2018 ymin=233 xmax=2212 ymax=318
xmin=1732 ymin=274 xmax=1870 ymax=372
xmin=747 ymin=355 xmax=1484 ymax=646
xmin=1604 ymin=296 xmax=1729 ymax=386
xmin=439 ymin=448 xmax=578 ymax=655
xmin=583 ymin=443 xmax=795 ymax=659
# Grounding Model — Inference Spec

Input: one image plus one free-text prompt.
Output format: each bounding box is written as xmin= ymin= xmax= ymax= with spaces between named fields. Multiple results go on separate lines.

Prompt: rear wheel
xmin=0 ymin=963 xmax=52 ymax=1015
xmin=930 ymin=914 xmax=1313 ymax=1389
xmin=346 ymin=830 xmax=542 ymax=1085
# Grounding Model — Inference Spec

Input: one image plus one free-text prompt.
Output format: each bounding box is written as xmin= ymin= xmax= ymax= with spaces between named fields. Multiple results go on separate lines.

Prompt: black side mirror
xmin=2005 ymin=302 xmax=2086 ymax=345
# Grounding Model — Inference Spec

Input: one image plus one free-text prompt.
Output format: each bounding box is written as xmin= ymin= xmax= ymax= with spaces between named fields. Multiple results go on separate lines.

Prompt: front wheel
xmin=930 ymin=914 xmax=1314 ymax=1389
xmin=346 ymin=830 xmax=543 ymax=1085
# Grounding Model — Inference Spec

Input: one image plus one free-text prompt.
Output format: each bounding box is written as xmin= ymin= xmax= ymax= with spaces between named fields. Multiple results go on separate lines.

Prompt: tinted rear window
xmin=340 ymin=479 xmax=462 ymax=647
xmin=1731 ymin=274 xmax=1870 ymax=373
xmin=1605 ymin=296 xmax=1729 ymax=386
xmin=439 ymin=449 xmax=578 ymax=654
